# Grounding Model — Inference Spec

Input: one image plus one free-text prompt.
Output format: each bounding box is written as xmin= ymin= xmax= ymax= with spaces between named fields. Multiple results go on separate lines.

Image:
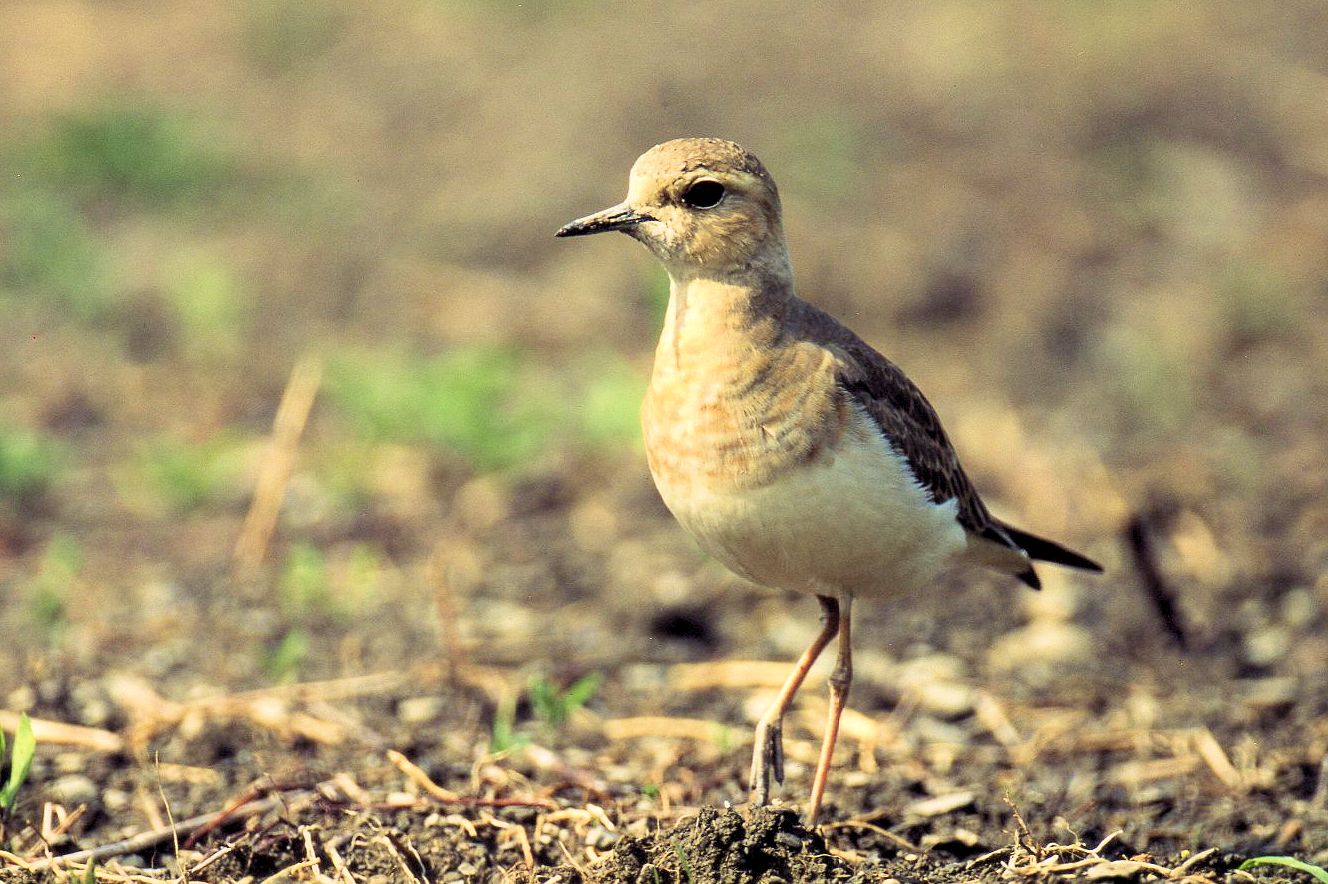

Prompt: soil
xmin=2 ymin=2 xmax=1328 ymax=882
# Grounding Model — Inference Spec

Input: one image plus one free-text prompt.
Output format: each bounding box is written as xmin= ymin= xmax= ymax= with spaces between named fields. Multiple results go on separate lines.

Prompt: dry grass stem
xmin=387 ymin=748 xmax=463 ymax=801
xmin=233 ymin=354 xmax=323 ymax=578
xmin=0 ymin=710 xmax=124 ymax=753
xmin=23 ymin=791 xmax=305 ymax=871
xmin=668 ymin=660 xmax=821 ymax=691
xmin=821 ymin=819 xmax=923 ymax=852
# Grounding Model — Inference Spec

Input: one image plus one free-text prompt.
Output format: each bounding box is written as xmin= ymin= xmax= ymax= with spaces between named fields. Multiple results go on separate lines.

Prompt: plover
xmin=557 ymin=137 xmax=1101 ymax=822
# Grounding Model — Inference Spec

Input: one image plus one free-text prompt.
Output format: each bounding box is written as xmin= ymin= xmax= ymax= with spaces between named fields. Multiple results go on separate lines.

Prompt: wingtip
xmin=1016 ymin=566 xmax=1042 ymax=590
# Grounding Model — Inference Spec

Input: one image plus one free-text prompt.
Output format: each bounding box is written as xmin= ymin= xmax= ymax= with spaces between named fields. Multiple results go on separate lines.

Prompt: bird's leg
xmin=749 ymin=595 xmax=839 ymax=807
xmin=807 ymin=592 xmax=853 ymax=825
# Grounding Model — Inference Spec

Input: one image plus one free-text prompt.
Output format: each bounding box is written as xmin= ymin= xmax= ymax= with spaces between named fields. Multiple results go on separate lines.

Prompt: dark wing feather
xmin=788 ymin=300 xmax=1015 ymax=547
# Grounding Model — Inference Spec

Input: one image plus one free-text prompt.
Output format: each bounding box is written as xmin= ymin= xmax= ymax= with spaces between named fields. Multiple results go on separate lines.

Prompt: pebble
xmin=54 ymin=752 xmax=88 ymax=774
xmin=986 ymin=621 xmax=1093 ymax=684
xmin=1240 ymin=676 xmax=1298 ymax=708
xmin=586 ymin=826 xmax=620 ymax=849
xmin=103 ymin=788 xmax=131 ymax=811
xmin=5 ymin=685 xmax=35 ymax=711
xmin=1243 ymin=626 xmax=1290 ymax=667
xmin=49 ymin=774 xmax=98 ymax=806
xmin=1280 ymin=587 xmax=1317 ymax=628
xmin=397 ymin=696 xmax=445 ymax=724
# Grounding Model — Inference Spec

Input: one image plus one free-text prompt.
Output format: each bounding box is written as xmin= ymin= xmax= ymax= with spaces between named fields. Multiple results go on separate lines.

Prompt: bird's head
xmin=557 ymin=137 xmax=787 ymax=281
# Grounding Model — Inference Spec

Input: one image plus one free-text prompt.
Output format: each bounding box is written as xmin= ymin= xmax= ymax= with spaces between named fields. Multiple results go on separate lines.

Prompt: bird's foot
xmin=749 ymin=718 xmax=785 ymax=806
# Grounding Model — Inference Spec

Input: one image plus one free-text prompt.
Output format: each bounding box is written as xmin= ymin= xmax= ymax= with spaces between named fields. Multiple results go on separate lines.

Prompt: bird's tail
xmin=1002 ymin=524 xmax=1103 ymax=573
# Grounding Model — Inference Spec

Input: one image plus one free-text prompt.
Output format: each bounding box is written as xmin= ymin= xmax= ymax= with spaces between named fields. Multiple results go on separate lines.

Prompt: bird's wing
xmin=790 ymin=300 xmax=1014 ymax=548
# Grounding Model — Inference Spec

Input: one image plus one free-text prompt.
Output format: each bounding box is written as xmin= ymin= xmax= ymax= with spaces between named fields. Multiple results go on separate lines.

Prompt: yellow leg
xmin=807 ymin=592 xmax=852 ymax=824
xmin=749 ymin=595 xmax=839 ymax=806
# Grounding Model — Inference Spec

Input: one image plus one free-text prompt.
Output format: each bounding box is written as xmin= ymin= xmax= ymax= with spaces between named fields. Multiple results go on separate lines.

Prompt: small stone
xmin=1281 ymin=587 xmax=1317 ymax=628
xmin=456 ymin=862 xmax=478 ymax=876
xmin=397 ymin=696 xmax=445 ymax=724
xmin=586 ymin=826 xmax=620 ymax=849
xmin=49 ymin=774 xmax=98 ymax=806
xmin=6 ymin=685 xmax=35 ymax=710
xmin=54 ymin=753 xmax=88 ymax=774
xmin=103 ymin=788 xmax=131 ymax=810
xmin=1240 ymin=677 xmax=1298 ymax=709
xmin=1243 ymin=626 xmax=1290 ymax=667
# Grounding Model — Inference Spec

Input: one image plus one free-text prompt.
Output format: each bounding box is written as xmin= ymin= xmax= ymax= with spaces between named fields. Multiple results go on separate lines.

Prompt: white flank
xmin=655 ymin=405 xmax=967 ymax=599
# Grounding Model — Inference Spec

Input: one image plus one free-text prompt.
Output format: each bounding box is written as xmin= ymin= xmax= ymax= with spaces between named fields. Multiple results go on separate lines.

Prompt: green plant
xmin=264 ymin=627 xmax=311 ymax=682
xmin=0 ymin=191 xmax=113 ymax=320
xmin=769 ymin=108 xmax=863 ymax=202
xmin=671 ymin=839 xmax=695 ymax=884
xmin=130 ymin=433 xmax=247 ymax=514
xmin=0 ymin=713 xmax=36 ymax=814
xmin=26 ymin=533 xmax=82 ymax=644
xmin=278 ymin=543 xmax=331 ymax=619
xmin=489 ymin=690 xmax=528 ymax=754
xmin=161 ymin=254 xmax=250 ymax=360
xmin=1239 ymin=857 xmax=1328 ymax=883
xmin=528 ymin=673 xmax=601 ymax=730
xmin=572 ymin=357 xmax=646 ymax=449
xmin=31 ymin=105 xmax=229 ymax=205
xmin=0 ymin=424 xmax=63 ymax=510
xmin=326 ymin=346 xmax=557 ymax=473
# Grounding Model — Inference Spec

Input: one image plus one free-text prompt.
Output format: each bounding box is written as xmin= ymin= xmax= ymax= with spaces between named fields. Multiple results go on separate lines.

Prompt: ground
xmin=1 ymin=2 xmax=1327 ymax=882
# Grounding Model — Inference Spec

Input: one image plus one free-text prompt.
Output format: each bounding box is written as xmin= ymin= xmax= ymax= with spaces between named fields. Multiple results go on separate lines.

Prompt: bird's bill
xmin=555 ymin=203 xmax=653 ymax=237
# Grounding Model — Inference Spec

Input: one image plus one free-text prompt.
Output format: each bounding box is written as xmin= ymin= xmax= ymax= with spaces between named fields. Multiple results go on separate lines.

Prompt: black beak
xmin=555 ymin=203 xmax=653 ymax=237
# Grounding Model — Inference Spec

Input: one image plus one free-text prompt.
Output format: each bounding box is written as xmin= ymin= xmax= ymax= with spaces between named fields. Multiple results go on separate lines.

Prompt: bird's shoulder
xmin=783 ymin=298 xmax=1002 ymax=540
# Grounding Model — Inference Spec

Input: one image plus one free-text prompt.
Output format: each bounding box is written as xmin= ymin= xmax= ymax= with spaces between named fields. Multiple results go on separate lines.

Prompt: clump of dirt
xmin=589 ymin=807 xmax=850 ymax=884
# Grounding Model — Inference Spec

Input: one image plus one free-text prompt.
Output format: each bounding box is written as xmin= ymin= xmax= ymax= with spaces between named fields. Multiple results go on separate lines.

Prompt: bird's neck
xmin=657 ymin=264 xmax=794 ymax=375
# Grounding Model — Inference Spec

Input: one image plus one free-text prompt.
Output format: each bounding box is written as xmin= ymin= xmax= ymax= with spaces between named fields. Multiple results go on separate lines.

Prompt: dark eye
xmin=682 ymin=179 xmax=726 ymax=209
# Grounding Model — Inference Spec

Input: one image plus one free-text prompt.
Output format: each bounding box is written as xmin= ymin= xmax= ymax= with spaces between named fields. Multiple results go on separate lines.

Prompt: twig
xmin=820 ymin=819 xmax=922 ymax=852
xmin=182 ymin=779 xmax=284 ymax=850
xmin=1172 ymin=846 xmax=1219 ymax=876
xmin=0 ymin=711 xmax=124 ymax=753
xmin=387 ymin=749 xmax=462 ymax=801
xmin=24 ymin=791 xmax=308 ymax=871
xmin=234 ymin=354 xmax=322 ymax=578
xmin=385 ymin=749 xmax=556 ymax=809
xmin=1124 ymin=514 xmax=1189 ymax=649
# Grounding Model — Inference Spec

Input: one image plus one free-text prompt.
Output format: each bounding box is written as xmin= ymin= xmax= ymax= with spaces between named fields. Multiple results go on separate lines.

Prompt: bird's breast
xmin=641 ymin=343 xmax=848 ymax=496
xmin=642 ymin=368 xmax=967 ymax=594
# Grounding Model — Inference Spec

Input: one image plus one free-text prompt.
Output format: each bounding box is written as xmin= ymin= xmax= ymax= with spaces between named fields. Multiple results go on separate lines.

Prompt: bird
xmin=555 ymin=137 xmax=1102 ymax=823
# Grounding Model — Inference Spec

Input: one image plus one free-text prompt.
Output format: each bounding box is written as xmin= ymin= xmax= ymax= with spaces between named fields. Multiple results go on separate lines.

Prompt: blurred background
xmin=1 ymin=0 xmax=1327 ymax=862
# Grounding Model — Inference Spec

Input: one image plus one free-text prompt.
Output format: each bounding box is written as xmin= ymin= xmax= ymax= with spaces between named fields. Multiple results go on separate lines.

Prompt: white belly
xmin=654 ymin=409 xmax=967 ymax=598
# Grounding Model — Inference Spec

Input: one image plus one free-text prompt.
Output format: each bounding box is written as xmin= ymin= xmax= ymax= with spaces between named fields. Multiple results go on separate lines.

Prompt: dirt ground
xmin=2 ymin=2 xmax=1327 ymax=882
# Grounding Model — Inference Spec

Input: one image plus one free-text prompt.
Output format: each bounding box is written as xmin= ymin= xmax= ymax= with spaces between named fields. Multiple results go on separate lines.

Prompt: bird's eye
xmin=681 ymin=179 xmax=726 ymax=209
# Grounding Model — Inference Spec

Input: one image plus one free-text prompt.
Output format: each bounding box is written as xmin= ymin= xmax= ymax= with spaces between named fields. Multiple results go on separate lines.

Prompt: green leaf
xmin=561 ymin=673 xmax=602 ymax=710
xmin=0 ymin=712 xmax=36 ymax=811
xmin=1240 ymin=857 xmax=1328 ymax=883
